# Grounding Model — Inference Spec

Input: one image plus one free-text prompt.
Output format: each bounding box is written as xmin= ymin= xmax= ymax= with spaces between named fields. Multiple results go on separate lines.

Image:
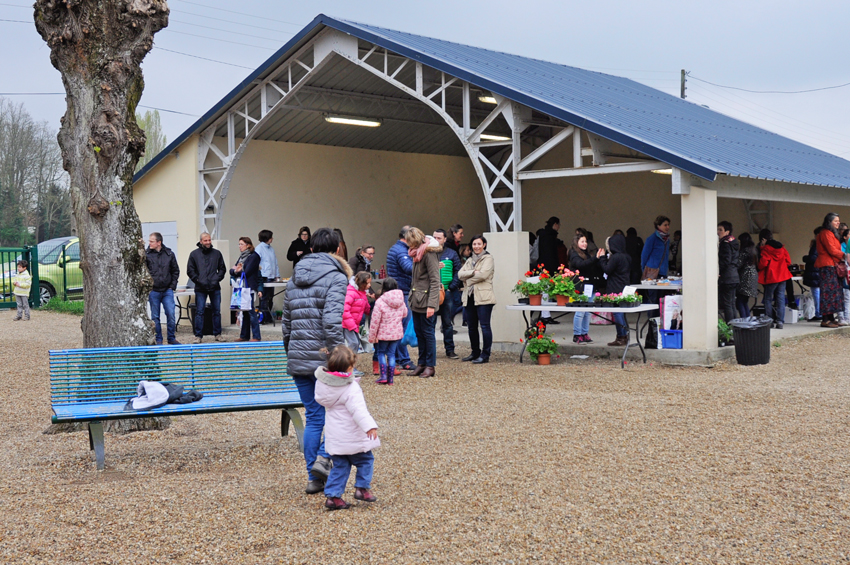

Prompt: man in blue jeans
xmin=145 ymin=232 xmax=181 ymax=345
xmin=186 ymin=232 xmax=227 ymax=343
xmin=386 ymin=226 xmax=415 ymax=370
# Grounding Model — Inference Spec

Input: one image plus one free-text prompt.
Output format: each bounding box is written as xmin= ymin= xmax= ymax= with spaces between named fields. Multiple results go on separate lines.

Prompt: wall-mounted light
xmin=480 ymin=133 xmax=511 ymax=142
xmin=323 ymin=114 xmax=382 ymax=127
xmin=478 ymin=95 xmax=498 ymax=104
xmin=651 ymin=168 xmax=673 ymax=175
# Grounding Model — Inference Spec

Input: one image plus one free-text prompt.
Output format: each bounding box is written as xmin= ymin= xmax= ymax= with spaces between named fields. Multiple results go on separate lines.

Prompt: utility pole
xmin=680 ymin=69 xmax=687 ymax=99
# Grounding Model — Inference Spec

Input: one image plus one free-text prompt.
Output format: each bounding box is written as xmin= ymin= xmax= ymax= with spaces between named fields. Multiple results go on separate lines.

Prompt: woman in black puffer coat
xmin=598 ymin=234 xmax=631 ymax=347
xmin=282 ymin=228 xmax=352 ymax=495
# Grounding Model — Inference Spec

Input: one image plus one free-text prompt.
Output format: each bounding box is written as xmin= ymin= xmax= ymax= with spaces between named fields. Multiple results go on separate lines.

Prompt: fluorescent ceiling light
xmin=651 ymin=168 xmax=673 ymax=175
xmin=480 ymin=134 xmax=511 ymax=142
xmin=324 ymin=114 xmax=382 ymax=127
xmin=478 ymin=95 xmax=498 ymax=104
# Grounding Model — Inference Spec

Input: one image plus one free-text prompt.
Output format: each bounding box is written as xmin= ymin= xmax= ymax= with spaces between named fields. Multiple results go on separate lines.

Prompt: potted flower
xmin=619 ymin=293 xmax=643 ymax=308
xmin=574 ymin=294 xmax=592 ymax=307
xmin=549 ymin=265 xmax=581 ymax=306
xmin=599 ymin=293 xmax=620 ymax=305
xmin=521 ymin=322 xmax=559 ymax=364
xmin=513 ymin=265 xmax=552 ymax=306
xmin=718 ymin=318 xmax=732 ymax=347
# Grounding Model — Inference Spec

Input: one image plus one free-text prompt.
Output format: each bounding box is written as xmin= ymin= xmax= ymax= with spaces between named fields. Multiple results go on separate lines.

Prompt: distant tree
xmin=34 ymin=0 xmax=169 ymax=349
xmin=135 ymin=109 xmax=167 ymax=172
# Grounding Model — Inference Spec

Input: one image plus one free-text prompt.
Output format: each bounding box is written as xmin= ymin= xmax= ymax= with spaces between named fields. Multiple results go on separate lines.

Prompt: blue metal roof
xmin=135 ymin=14 xmax=850 ymax=189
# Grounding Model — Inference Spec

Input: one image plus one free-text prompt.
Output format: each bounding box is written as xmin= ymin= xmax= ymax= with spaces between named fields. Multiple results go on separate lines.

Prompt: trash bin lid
xmin=729 ymin=316 xmax=773 ymax=329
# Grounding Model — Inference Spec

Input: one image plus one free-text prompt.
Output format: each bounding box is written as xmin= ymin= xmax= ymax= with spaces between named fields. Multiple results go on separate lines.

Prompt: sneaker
xmin=573 ymin=335 xmax=582 ymax=343
xmin=325 ymin=497 xmax=351 ymax=510
xmin=155 ymin=339 xmax=163 ymax=346
xmin=167 ymin=339 xmax=181 ymax=345
xmin=191 ymin=336 xmax=202 ymax=344
xmin=353 ymin=369 xmax=365 ymax=377
xmin=583 ymin=334 xmax=593 ymax=344
xmin=446 ymin=351 xmax=459 ymax=360
xmin=354 ymin=488 xmax=377 ymax=502
xmin=214 ymin=334 xmax=226 ymax=342
xmin=775 ymin=323 xmax=784 ymax=330
xmin=400 ymin=362 xmax=415 ymax=371
xmin=311 ymin=455 xmax=333 ymax=481
xmin=12 ymin=317 xmax=21 ymax=321
xmin=839 ymin=320 xmax=850 ymax=327
xmin=305 ymin=480 xmax=325 ymax=495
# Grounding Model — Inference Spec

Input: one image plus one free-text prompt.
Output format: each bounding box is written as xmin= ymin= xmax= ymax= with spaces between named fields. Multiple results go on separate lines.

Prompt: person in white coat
xmin=314 ymin=345 xmax=380 ymax=510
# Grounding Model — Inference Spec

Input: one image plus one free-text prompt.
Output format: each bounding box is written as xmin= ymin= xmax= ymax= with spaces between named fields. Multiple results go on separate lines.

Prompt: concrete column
xmin=680 ymin=187 xmax=717 ymax=349
xmin=213 ymin=239 xmax=232 ymax=327
xmin=485 ymin=231 xmax=528 ymax=344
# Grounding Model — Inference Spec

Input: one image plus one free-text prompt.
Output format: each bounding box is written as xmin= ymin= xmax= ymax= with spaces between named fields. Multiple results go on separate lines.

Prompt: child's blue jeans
xmin=375 ymin=339 xmax=398 ymax=368
xmin=324 ymin=451 xmax=374 ymax=497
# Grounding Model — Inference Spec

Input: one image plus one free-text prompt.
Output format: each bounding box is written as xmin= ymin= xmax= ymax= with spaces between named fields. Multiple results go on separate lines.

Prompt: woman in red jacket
xmin=815 ymin=213 xmax=845 ymax=328
xmin=757 ymin=229 xmax=792 ymax=329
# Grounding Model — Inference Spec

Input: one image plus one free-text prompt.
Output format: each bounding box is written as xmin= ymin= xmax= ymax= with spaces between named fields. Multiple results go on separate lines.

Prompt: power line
xmin=165 ymin=29 xmax=274 ymax=50
xmin=153 ymin=46 xmax=254 ymax=69
xmin=170 ymin=0 xmax=302 ymax=28
xmin=172 ymin=7 xmax=296 ymax=34
xmin=138 ymin=104 xmax=198 ymax=117
xmin=0 ymin=2 xmax=29 ymax=7
xmin=689 ymin=74 xmax=850 ymax=94
xmin=0 ymin=18 xmax=29 ymax=23
xmin=0 ymin=92 xmax=198 ymax=117
xmin=170 ymin=18 xmax=289 ymax=43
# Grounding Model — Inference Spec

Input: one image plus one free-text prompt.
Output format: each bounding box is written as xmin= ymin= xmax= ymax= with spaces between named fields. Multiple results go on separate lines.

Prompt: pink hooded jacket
xmin=368 ymin=289 xmax=408 ymax=343
xmin=342 ymin=283 xmax=371 ymax=331
xmin=314 ymin=367 xmax=380 ymax=456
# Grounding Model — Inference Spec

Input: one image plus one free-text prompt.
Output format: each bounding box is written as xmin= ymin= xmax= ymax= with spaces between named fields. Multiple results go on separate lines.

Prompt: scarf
xmin=655 ymin=230 xmax=669 ymax=243
xmin=720 ymin=234 xmax=736 ymax=244
xmin=408 ymin=235 xmax=439 ymax=263
xmin=236 ymin=249 xmax=252 ymax=266
xmin=470 ymin=250 xmax=487 ymax=267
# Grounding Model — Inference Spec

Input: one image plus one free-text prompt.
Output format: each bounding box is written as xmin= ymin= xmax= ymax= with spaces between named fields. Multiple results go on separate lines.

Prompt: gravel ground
xmin=1 ymin=311 xmax=849 ymax=564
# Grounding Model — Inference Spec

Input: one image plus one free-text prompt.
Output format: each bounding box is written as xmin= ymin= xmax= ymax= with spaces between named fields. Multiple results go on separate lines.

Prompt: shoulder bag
xmin=642 ymin=237 xmax=669 ymax=281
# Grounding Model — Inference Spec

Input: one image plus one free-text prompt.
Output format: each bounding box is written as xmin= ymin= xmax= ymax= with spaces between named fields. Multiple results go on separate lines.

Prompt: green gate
xmin=0 ymin=246 xmax=40 ymax=310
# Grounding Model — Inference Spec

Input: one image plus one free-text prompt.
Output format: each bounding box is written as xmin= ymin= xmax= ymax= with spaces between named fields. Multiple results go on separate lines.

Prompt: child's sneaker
xmin=12 ymin=316 xmax=21 ymax=321
xmin=572 ymin=335 xmax=581 ymax=343
xmin=583 ymin=334 xmax=593 ymax=344
xmin=325 ymin=497 xmax=350 ymax=510
xmin=354 ymin=488 xmax=377 ymax=502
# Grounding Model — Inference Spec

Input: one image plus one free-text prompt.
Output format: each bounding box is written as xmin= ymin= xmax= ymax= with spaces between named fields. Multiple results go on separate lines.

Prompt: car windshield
xmin=38 ymin=240 xmax=67 ymax=264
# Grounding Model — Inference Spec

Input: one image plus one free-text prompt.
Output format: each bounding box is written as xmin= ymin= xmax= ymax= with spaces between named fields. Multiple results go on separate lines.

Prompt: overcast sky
xmin=3 ymin=0 xmax=850 ymax=159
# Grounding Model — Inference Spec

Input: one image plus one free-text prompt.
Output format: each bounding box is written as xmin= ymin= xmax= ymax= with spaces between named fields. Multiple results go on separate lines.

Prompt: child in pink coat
xmin=314 ymin=345 xmax=380 ymax=510
xmin=342 ymin=271 xmax=372 ymax=353
xmin=368 ymin=277 xmax=408 ymax=385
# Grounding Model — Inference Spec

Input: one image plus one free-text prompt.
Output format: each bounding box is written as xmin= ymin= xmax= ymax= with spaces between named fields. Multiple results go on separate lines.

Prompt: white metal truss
xmin=744 ymin=199 xmax=773 ymax=233
xmin=197 ymin=28 xmax=671 ymax=236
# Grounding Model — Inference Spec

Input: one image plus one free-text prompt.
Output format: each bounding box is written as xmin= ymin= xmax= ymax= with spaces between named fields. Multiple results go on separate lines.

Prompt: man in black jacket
xmin=187 ymin=232 xmax=227 ymax=343
xmin=145 ymin=232 xmax=181 ymax=345
xmin=717 ymin=221 xmax=740 ymax=323
xmin=599 ymin=234 xmax=631 ymax=347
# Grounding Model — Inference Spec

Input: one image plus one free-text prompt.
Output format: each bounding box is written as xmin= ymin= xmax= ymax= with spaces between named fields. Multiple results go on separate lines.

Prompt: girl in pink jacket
xmin=314 ymin=345 xmax=380 ymax=510
xmin=342 ymin=271 xmax=372 ymax=353
xmin=368 ymin=277 xmax=408 ymax=385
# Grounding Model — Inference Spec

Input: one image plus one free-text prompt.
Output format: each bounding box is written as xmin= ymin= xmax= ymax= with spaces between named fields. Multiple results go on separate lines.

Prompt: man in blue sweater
xmin=386 ymin=225 xmax=414 ymax=370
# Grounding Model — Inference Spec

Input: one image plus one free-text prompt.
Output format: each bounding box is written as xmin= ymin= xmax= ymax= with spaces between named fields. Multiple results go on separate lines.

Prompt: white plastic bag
xmin=800 ymin=291 xmax=815 ymax=320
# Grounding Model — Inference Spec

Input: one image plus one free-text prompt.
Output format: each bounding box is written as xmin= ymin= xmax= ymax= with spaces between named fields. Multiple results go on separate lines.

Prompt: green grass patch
xmin=43 ymin=297 xmax=84 ymax=316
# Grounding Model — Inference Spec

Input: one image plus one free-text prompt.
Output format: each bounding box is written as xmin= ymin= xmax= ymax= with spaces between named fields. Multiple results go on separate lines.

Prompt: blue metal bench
xmin=50 ymin=341 xmax=304 ymax=470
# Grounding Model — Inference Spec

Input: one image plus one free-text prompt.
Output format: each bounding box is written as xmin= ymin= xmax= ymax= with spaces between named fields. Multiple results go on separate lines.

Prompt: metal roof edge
xmin=133 ymin=14 xmax=332 ymax=184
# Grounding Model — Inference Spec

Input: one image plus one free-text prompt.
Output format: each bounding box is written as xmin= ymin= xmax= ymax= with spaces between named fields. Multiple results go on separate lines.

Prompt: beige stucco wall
xmin=221 ymin=139 xmax=487 ymax=279
xmin=133 ymin=134 xmax=200 ymax=271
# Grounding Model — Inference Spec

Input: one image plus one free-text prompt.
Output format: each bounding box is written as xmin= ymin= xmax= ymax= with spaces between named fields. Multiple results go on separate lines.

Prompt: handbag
xmin=230 ymin=273 xmax=252 ymax=311
xmin=642 ymin=237 xmax=669 ymax=280
xmin=837 ymin=261 xmax=848 ymax=281
xmin=439 ymin=284 xmax=445 ymax=306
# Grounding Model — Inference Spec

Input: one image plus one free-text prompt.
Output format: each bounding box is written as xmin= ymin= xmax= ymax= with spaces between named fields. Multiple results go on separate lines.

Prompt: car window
xmin=38 ymin=241 xmax=65 ymax=264
xmin=65 ymin=242 xmax=80 ymax=262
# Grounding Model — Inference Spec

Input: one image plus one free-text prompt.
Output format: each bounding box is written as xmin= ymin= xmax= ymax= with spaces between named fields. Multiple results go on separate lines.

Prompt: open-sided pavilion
xmin=133 ymin=14 xmax=850 ymax=360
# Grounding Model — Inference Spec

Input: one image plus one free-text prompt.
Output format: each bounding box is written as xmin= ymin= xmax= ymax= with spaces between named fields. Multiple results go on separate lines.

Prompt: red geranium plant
xmin=513 ymin=264 xmax=552 ymax=297
xmin=520 ymin=321 xmax=560 ymax=359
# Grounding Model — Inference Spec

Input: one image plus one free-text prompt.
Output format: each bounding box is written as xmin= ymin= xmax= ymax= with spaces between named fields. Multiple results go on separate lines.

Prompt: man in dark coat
xmin=717 ymin=221 xmax=741 ymax=323
xmin=433 ymin=229 xmax=462 ymax=359
xmin=386 ymin=226 xmax=414 ymax=369
xmin=145 ymin=232 xmax=180 ymax=345
xmin=282 ymin=227 xmax=351 ymax=495
xmin=186 ymin=232 xmax=227 ymax=343
xmin=537 ymin=217 xmax=562 ymax=275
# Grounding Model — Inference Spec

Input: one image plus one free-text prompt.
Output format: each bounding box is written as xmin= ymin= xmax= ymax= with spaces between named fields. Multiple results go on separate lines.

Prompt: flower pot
xmin=528 ymin=294 xmax=542 ymax=306
xmin=619 ymin=302 xmax=634 ymax=308
xmin=536 ymin=353 xmax=551 ymax=365
xmin=555 ymin=294 xmax=570 ymax=306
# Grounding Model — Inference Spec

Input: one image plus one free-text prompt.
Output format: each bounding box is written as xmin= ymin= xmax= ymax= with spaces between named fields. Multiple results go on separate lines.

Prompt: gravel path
xmin=1 ymin=311 xmax=849 ymax=564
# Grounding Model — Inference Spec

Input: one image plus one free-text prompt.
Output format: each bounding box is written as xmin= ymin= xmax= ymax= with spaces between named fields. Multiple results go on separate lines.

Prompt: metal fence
xmin=0 ymin=246 xmax=40 ymax=309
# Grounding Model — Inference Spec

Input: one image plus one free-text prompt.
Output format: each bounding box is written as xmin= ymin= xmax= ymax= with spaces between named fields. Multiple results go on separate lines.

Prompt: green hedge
xmin=43 ymin=297 xmax=84 ymax=316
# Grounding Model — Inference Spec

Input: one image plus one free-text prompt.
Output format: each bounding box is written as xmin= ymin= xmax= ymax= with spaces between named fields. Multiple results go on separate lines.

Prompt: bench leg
xmin=282 ymin=409 xmax=305 ymax=453
xmin=88 ymin=421 xmax=105 ymax=470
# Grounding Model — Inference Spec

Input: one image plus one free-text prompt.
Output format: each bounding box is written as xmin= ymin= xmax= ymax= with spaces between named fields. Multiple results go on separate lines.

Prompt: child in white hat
xmin=314 ymin=344 xmax=380 ymax=510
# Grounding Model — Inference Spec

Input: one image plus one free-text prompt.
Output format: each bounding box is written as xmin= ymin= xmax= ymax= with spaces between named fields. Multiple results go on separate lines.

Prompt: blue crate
xmin=660 ymin=329 xmax=683 ymax=349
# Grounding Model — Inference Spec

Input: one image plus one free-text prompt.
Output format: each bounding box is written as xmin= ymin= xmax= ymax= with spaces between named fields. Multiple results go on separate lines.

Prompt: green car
xmin=1 ymin=237 xmax=83 ymax=306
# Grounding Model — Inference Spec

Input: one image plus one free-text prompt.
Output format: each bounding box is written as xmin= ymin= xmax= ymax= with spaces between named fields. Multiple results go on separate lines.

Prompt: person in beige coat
xmin=459 ymin=234 xmax=496 ymax=364
xmin=405 ymin=227 xmax=443 ymax=378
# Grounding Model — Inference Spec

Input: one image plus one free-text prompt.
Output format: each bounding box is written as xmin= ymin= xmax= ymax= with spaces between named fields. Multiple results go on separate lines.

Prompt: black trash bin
xmin=729 ymin=316 xmax=773 ymax=366
xmin=188 ymin=303 xmax=214 ymax=336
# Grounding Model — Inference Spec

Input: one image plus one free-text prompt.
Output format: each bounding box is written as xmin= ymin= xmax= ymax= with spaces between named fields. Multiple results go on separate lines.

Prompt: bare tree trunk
xmin=34 ymin=0 xmax=169 ymax=348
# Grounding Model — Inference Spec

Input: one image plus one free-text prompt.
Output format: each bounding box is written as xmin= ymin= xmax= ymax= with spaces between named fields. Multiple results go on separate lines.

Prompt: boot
xmin=387 ymin=365 xmax=395 ymax=385
xmin=607 ymin=335 xmax=628 ymax=347
xmin=419 ymin=366 xmax=435 ymax=378
xmin=372 ymin=359 xmax=380 ymax=375
xmin=408 ymin=365 xmax=426 ymax=376
xmin=375 ymin=364 xmax=388 ymax=385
